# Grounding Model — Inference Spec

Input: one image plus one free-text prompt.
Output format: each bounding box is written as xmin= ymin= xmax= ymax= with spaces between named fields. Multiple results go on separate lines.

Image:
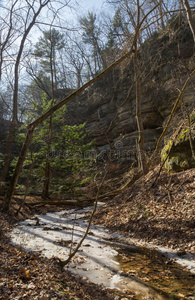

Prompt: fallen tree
xmin=2 ymin=4 xmax=159 ymax=212
xmin=28 ymin=200 xmax=92 ymax=208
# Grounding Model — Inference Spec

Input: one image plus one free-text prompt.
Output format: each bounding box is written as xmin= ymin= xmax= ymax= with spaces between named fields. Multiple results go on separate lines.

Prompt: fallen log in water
xmin=27 ymin=199 xmax=93 ymax=208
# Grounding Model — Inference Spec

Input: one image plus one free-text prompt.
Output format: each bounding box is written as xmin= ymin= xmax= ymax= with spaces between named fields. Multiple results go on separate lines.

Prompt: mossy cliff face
xmin=161 ymin=112 xmax=195 ymax=172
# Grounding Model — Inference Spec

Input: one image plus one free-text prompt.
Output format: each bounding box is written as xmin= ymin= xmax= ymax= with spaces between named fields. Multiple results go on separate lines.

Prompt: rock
xmin=161 ymin=110 xmax=195 ymax=172
xmin=0 ymin=25 xmax=190 ymax=170
xmin=190 ymin=246 xmax=195 ymax=253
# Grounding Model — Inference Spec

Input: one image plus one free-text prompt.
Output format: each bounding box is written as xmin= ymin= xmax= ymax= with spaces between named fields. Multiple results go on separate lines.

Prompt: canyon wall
xmin=64 ymin=25 xmax=195 ymax=170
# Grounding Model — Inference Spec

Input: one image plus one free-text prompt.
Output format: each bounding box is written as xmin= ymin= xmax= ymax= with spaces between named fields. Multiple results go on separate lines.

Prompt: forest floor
xmin=93 ymin=166 xmax=195 ymax=254
xmin=0 ymin=201 xmax=124 ymax=299
xmin=0 ymin=166 xmax=195 ymax=299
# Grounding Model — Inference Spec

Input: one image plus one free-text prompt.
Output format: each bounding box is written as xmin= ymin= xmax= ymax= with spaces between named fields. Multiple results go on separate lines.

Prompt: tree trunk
xmin=41 ymin=32 xmax=55 ymax=200
xmin=0 ymin=0 xmax=50 ymax=195
xmin=183 ymin=0 xmax=195 ymax=43
xmin=0 ymin=119 xmax=16 ymax=195
xmin=41 ymin=117 xmax=52 ymax=200
xmin=159 ymin=1 xmax=165 ymax=29
xmin=0 ymin=0 xmax=18 ymax=80
xmin=15 ymin=150 xmax=35 ymax=215
xmin=41 ymin=156 xmax=51 ymax=199
xmin=2 ymin=4 xmax=159 ymax=211
xmin=2 ymin=127 xmax=34 ymax=212
xmin=134 ymin=0 xmax=148 ymax=174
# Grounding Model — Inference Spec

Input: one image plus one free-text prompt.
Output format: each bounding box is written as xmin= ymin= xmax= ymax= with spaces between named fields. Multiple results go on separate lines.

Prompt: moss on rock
xmin=161 ymin=111 xmax=195 ymax=172
xmin=164 ymin=154 xmax=190 ymax=172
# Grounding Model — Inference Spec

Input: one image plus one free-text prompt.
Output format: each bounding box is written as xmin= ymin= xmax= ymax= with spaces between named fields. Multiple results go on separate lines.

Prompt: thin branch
xmin=57 ymin=170 xmax=108 ymax=268
xmin=3 ymin=3 xmax=160 ymax=210
xmin=148 ymin=68 xmax=195 ymax=167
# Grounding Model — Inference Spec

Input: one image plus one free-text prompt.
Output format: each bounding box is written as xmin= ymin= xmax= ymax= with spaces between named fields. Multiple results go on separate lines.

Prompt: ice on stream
xmin=10 ymin=206 xmax=121 ymax=288
xmin=10 ymin=205 xmax=195 ymax=299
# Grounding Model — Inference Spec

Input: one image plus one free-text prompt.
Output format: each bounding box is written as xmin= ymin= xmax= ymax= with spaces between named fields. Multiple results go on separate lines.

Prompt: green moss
xmin=181 ymin=128 xmax=189 ymax=134
xmin=161 ymin=128 xmax=194 ymax=172
xmin=161 ymin=139 xmax=173 ymax=162
xmin=190 ymin=114 xmax=195 ymax=124
xmin=164 ymin=154 xmax=190 ymax=172
xmin=177 ymin=128 xmax=189 ymax=142
xmin=161 ymin=102 xmax=194 ymax=173
xmin=143 ymin=210 xmax=150 ymax=216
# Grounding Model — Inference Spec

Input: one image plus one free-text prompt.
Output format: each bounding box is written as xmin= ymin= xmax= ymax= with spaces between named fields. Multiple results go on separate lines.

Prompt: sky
xmin=68 ymin=0 xmax=110 ymax=21
xmin=80 ymin=0 xmax=107 ymax=11
xmin=69 ymin=0 xmax=112 ymax=21
xmin=0 ymin=0 xmax=112 ymax=96
xmin=24 ymin=0 xmax=110 ymax=45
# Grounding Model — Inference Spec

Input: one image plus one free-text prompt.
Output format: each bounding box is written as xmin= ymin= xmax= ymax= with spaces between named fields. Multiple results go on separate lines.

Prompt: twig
xmin=150 ymin=116 xmax=187 ymax=188
xmin=57 ymin=171 xmax=108 ymax=269
xmin=69 ymin=208 xmax=78 ymax=256
xmin=148 ymin=68 xmax=195 ymax=167
xmin=15 ymin=150 xmax=35 ymax=215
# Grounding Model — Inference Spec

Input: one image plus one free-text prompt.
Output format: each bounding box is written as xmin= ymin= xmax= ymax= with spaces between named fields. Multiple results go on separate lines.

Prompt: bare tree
xmin=0 ymin=0 xmax=50 ymax=196
xmin=183 ymin=0 xmax=195 ymax=43
xmin=64 ymin=43 xmax=84 ymax=88
xmin=0 ymin=0 xmax=19 ymax=80
xmin=2 ymin=3 xmax=159 ymax=211
xmin=134 ymin=0 xmax=148 ymax=174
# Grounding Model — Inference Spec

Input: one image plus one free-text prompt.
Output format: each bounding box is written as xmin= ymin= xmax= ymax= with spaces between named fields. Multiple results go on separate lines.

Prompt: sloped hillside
xmin=92 ymin=166 xmax=195 ymax=253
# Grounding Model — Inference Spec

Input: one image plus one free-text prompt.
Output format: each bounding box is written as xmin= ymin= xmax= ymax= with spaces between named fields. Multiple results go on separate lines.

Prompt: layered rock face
xmin=0 ymin=25 xmax=193 ymax=173
xmin=64 ymin=26 xmax=195 ymax=170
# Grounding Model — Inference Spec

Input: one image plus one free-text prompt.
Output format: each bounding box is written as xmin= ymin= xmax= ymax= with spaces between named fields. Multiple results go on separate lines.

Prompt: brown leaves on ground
xmin=0 ymin=234 xmax=128 ymax=299
xmin=93 ymin=167 xmax=195 ymax=253
xmin=0 ymin=198 xmax=134 ymax=300
xmin=0 ymin=167 xmax=194 ymax=299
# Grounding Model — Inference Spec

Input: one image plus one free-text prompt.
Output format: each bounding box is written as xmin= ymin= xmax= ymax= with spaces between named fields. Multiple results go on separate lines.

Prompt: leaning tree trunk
xmin=2 ymin=126 xmax=34 ymax=212
xmin=2 ymin=4 xmax=159 ymax=211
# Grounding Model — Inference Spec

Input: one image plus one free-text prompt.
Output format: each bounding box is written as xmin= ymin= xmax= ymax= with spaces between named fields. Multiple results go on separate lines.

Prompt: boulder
xmin=161 ymin=110 xmax=195 ymax=172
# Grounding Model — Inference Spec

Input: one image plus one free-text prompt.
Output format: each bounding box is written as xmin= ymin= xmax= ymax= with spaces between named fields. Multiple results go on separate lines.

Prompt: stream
xmin=10 ymin=205 xmax=195 ymax=299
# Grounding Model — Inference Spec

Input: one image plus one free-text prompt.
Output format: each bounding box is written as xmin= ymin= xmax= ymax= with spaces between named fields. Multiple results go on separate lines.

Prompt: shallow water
xmin=115 ymin=247 xmax=195 ymax=299
xmin=10 ymin=206 xmax=195 ymax=299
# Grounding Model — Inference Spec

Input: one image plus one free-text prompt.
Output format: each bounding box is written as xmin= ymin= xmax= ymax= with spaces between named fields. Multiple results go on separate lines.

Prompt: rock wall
xmin=161 ymin=108 xmax=195 ymax=172
xmin=64 ymin=25 xmax=195 ymax=169
xmin=0 ymin=25 xmax=194 ymax=173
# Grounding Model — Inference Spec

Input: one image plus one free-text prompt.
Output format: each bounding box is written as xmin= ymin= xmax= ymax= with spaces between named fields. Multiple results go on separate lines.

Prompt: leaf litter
xmin=0 ymin=166 xmax=195 ymax=299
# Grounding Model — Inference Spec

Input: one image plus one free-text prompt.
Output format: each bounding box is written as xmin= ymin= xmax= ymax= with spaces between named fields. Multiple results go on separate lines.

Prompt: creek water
xmin=10 ymin=205 xmax=195 ymax=299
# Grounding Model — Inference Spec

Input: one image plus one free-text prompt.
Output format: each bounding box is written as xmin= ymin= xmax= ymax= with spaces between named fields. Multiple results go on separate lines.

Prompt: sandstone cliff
xmin=64 ymin=24 xmax=195 ymax=171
